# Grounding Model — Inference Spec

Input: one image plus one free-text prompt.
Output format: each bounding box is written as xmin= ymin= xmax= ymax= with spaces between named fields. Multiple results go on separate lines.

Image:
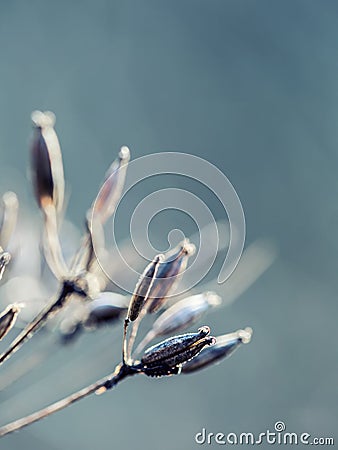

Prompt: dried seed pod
xmin=85 ymin=292 xmax=129 ymax=327
xmin=0 ymin=251 xmax=11 ymax=280
xmin=0 ymin=304 xmax=21 ymax=341
xmin=30 ymin=110 xmax=65 ymax=214
xmin=146 ymin=240 xmax=196 ymax=314
xmin=127 ymin=254 xmax=163 ymax=321
xmin=141 ymin=326 xmax=215 ymax=377
xmin=181 ymin=327 xmax=253 ymax=374
xmin=92 ymin=146 xmax=130 ymax=225
xmin=136 ymin=292 xmax=221 ymax=353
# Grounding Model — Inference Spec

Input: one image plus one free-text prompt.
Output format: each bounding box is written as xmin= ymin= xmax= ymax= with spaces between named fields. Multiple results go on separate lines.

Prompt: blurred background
xmin=0 ymin=0 xmax=338 ymax=449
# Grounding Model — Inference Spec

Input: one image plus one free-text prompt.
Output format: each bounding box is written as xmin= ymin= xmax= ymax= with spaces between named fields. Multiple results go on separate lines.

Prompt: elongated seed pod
xmin=92 ymin=146 xmax=130 ymax=225
xmin=85 ymin=292 xmax=129 ymax=327
xmin=127 ymin=254 xmax=164 ymax=321
xmin=30 ymin=111 xmax=65 ymax=214
xmin=182 ymin=327 xmax=253 ymax=374
xmin=0 ymin=305 xmax=21 ymax=341
xmin=141 ymin=326 xmax=215 ymax=377
xmin=147 ymin=240 xmax=196 ymax=314
xmin=136 ymin=292 xmax=221 ymax=353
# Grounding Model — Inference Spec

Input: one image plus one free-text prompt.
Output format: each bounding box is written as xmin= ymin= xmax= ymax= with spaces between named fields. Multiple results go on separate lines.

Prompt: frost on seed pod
xmin=92 ymin=146 xmax=130 ymax=225
xmin=0 ymin=304 xmax=21 ymax=341
xmin=136 ymin=292 xmax=221 ymax=353
xmin=30 ymin=110 xmax=65 ymax=214
xmin=141 ymin=326 xmax=215 ymax=377
xmin=146 ymin=240 xmax=196 ymax=314
xmin=181 ymin=327 xmax=253 ymax=374
xmin=127 ymin=254 xmax=163 ymax=322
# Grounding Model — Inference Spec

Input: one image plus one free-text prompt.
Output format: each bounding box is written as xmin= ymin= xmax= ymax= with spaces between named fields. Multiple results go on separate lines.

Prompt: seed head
xmin=141 ymin=326 xmax=215 ymax=377
xmin=127 ymin=254 xmax=163 ymax=321
xmin=182 ymin=327 xmax=253 ymax=374
xmin=85 ymin=292 xmax=129 ymax=327
xmin=146 ymin=240 xmax=196 ymax=314
xmin=92 ymin=146 xmax=130 ymax=225
xmin=30 ymin=110 xmax=65 ymax=214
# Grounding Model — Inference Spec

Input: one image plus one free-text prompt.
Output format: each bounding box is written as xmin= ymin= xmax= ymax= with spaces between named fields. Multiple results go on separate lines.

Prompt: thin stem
xmin=42 ymin=204 xmax=69 ymax=279
xmin=127 ymin=308 xmax=147 ymax=359
xmin=0 ymin=363 xmax=137 ymax=437
xmin=122 ymin=319 xmax=129 ymax=365
xmin=0 ymin=282 xmax=72 ymax=366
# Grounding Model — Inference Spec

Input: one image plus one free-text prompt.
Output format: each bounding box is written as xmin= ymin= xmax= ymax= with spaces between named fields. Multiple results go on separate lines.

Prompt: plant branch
xmin=0 ymin=281 xmax=73 ymax=367
xmin=0 ymin=363 xmax=138 ymax=437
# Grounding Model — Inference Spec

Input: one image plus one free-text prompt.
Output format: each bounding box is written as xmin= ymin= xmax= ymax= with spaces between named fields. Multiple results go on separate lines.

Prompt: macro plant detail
xmin=0 ymin=111 xmax=254 ymax=437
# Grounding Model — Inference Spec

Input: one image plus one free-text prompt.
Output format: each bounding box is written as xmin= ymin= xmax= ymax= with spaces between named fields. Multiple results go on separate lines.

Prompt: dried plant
xmin=0 ymin=111 xmax=255 ymax=438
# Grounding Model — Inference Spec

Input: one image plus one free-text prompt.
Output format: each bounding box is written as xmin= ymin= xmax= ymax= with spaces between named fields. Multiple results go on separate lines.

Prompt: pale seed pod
xmin=141 ymin=326 xmax=215 ymax=378
xmin=92 ymin=146 xmax=130 ymax=225
xmin=0 ymin=304 xmax=21 ymax=341
xmin=181 ymin=327 xmax=253 ymax=374
xmin=85 ymin=292 xmax=129 ymax=327
xmin=0 ymin=251 xmax=11 ymax=280
xmin=136 ymin=292 xmax=221 ymax=353
xmin=127 ymin=254 xmax=164 ymax=321
xmin=30 ymin=110 xmax=65 ymax=214
xmin=147 ymin=240 xmax=196 ymax=314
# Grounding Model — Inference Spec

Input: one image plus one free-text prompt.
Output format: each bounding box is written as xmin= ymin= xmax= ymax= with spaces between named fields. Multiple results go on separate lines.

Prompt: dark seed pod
xmin=127 ymin=254 xmax=163 ymax=321
xmin=182 ymin=327 xmax=253 ymax=374
xmin=147 ymin=240 xmax=196 ymax=314
xmin=0 ymin=304 xmax=21 ymax=341
xmin=141 ymin=326 xmax=215 ymax=377
xmin=30 ymin=111 xmax=65 ymax=214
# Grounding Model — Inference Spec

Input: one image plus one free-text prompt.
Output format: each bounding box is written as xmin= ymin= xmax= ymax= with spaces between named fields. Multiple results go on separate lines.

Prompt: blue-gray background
xmin=0 ymin=1 xmax=337 ymax=449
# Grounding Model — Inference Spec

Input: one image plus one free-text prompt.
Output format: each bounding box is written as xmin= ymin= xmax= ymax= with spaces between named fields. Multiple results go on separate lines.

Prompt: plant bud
xmin=141 ymin=326 xmax=215 ymax=377
xmin=127 ymin=254 xmax=163 ymax=321
xmin=0 ymin=304 xmax=21 ymax=341
xmin=147 ymin=240 xmax=196 ymax=314
xmin=30 ymin=110 xmax=65 ymax=214
xmin=182 ymin=327 xmax=253 ymax=374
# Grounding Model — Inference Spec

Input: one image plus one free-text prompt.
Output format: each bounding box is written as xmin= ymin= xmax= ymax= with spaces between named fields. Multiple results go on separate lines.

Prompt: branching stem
xmin=0 ymin=363 xmax=139 ymax=437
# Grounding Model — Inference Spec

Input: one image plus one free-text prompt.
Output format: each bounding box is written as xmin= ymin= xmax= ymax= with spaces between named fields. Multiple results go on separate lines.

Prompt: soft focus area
xmin=0 ymin=1 xmax=337 ymax=449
